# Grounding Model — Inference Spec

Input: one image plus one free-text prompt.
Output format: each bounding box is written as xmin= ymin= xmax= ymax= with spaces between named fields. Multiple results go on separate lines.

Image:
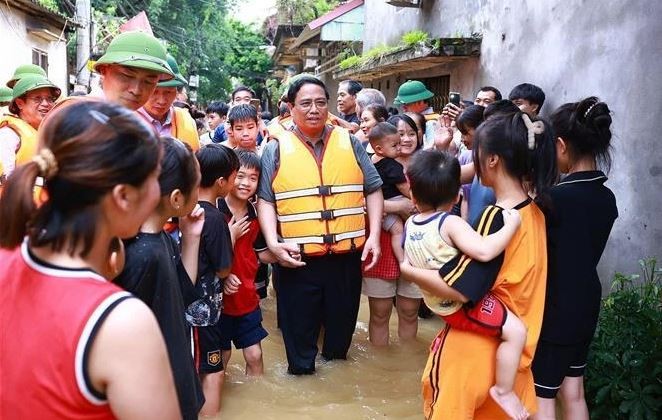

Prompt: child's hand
xmin=502 ymin=209 xmax=521 ymax=229
xmin=179 ymin=204 xmax=205 ymax=237
xmin=224 ymin=274 xmax=241 ymax=295
xmin=229 ymin=215 xmax=250 ymax=243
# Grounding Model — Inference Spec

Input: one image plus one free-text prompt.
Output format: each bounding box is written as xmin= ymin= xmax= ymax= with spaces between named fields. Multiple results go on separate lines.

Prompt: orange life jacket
xmin=267 ymin=116 xmax=293 ymax=141
xmin=271 ymin=127 xmax=366 ymax=256
xmin=0 ymin=115 xmax=44 ymax=202
xmin=424 ymin=112 xmax=441 ymax=122
xmin=171 ymin=107 xmax=200 ymax=151
xmin=0 ymin=115 xmax=38 ymax=166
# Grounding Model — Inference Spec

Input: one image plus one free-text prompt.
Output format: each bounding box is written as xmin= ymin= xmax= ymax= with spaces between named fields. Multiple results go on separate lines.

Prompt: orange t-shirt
xmin=422 ymin=200 xmax=547 ymax=419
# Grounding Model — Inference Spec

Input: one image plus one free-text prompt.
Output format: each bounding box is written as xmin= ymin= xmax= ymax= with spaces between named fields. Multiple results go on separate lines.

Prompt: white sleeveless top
xmin=403 ymin=211 xmax=461 ymax=316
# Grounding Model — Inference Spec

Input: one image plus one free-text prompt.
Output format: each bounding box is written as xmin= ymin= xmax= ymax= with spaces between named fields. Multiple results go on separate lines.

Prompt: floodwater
xmin=217 ymin=293 xmax=444 ymax=420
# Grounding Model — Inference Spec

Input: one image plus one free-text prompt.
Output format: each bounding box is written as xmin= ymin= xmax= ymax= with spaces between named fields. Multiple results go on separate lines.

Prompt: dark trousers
xmin=277 ymin=251 xmax=362 ymax=374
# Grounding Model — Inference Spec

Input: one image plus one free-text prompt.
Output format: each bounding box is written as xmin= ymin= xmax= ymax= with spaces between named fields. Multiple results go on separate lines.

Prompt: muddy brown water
xmin=216 ymin=293 xmax=444 ymax=420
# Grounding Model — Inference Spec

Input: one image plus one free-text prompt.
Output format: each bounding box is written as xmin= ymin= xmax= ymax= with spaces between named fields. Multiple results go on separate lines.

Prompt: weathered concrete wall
xmin=362 ymin=0 xmax=662 ymax=284
xmin=0 ymin=4 xmax=68 ymax=91
xmin=321 ymin=74 xmax=341 ymax=115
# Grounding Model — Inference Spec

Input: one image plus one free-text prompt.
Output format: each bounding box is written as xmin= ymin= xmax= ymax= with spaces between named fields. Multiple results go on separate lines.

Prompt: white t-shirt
xmin=0 ymin=126 xmax=21 ymax=176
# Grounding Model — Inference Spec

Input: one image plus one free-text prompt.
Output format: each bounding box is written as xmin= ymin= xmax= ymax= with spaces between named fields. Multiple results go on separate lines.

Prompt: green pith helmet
xmin=93 ymin=31 xmax=174 ymax=77
xmin=157 ymin=54 xmax=188 ymax=87
xmin=0 ymin=86 xmax=12 ymax=103
xmin=11 ymin=75 xmax=61 ymax=101
xmin=6 ymin=64 xmax=47 ymax=88
xmin=395 ymin=80 xmax=434 ymax=104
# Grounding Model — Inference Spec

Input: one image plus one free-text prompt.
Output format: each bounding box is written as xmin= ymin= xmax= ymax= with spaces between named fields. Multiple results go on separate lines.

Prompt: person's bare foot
xmin=489 ymin=385 xmax=529 ymax=419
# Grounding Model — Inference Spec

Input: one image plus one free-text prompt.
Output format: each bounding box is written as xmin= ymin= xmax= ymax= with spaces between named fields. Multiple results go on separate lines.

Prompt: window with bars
xmin=419 ymin=75 xmax=450 ymax=111
xmin=32 ymin=49 xmax=48 ymax=74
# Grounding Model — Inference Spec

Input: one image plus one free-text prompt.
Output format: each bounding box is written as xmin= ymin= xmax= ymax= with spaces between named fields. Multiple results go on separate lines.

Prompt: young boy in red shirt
xmin=217 ymin=150 xmax=277 ymax=375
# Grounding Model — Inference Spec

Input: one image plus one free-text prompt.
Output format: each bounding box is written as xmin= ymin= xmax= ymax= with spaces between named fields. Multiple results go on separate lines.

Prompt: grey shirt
xmin=258 ymin=125 xmax=383 ymax=203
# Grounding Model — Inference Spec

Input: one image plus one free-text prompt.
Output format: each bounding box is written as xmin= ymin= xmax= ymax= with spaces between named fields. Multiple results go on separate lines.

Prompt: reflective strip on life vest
xmin=281 ymin=228 xmax=366 ymax=245
xmin=277 ymin=206 xmax=365 ymax=223
xmin=274 ymin=184 xmax=364 ymax=201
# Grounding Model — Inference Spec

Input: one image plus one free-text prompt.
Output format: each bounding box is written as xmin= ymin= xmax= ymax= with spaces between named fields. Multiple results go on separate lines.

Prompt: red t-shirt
xmin=218 ymin=199 xmax=267 ymax=316
xmin=0 ymin=241 xmax=128 ymax=419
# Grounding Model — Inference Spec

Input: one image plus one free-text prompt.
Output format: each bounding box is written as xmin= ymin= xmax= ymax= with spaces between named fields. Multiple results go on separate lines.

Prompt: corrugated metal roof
xmin=290 ymin=0 xmax=364 ymax=50
xmin=5 ymin=0 xmax=74 ymax=28
xmin=308 ymin=0 xmax=364 ymax=30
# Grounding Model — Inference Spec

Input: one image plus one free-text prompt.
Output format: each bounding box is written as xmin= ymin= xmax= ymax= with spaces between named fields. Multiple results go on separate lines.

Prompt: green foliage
xmin=266 ymin=78 xmax=281 ymax=100
xmin=338 ymin=55 xmax=361 ymax=70
xmin=35 ymin=0 xmax=60 ymax=13
xmin=90 ymin=0 xmax=271 ymax=103
xmin=339 ymin=44 xmax=400 ymax=70
xmin=338 ymin=31 xmax=431 ymax=73
xmin=276 ymin=0 xmax=339 ymax=25
xmin=585 ymin=258 xmax=662 ymax=420
xmin=363 ymin=44 xmax=399 ymax=60
xmin=401 ymin=30 xmax=429 ymax=47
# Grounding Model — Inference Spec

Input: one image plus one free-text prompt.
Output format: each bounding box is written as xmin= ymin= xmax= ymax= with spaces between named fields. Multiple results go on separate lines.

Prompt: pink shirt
xmin=136 ymin=107 xmax=174 ymax=137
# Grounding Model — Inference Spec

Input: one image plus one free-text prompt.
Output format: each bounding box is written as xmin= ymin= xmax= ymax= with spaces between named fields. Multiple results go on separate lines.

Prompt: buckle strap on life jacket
xmin=277 ymin=206 xmax=365 ymax=223
xmin=281 ymin=229 xmax=365 ymax=245
xmin=274 ymin=184 xmax=363 ymax=201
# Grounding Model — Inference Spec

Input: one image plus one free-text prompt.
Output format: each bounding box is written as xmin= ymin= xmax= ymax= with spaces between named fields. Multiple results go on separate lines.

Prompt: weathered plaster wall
xmin=361 ymin=0 xmax=662 ymax=283
xmin=0 ymin=4 xmax=68 ymax=91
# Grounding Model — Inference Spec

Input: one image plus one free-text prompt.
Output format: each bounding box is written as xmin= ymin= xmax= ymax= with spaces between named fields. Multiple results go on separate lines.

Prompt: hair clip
xmin=32 ymin=148 xmax=58 ymax=180
xmin=584 ymin=102 xmax=598 ymax=119
xmin=89 ymin=110 xmax=110 ymax=124
xmin=521 ymin=113 xmax=544 ymax=150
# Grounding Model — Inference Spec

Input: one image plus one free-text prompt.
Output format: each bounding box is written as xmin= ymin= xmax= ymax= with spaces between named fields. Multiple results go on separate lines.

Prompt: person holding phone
xmin=443 ymin=86 xmax=503 ymax=123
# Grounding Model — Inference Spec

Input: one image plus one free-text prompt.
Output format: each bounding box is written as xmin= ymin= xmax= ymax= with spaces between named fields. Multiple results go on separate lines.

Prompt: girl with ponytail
xmin=400 ymin=111 xmax=557 ymax=419
xmin=0 ymin=101 xmax=179 ymax=419
xmin=115 ymin=136 xmax=205 ymax=420
xmin=532 ymin=97 xmax=617 ymax=420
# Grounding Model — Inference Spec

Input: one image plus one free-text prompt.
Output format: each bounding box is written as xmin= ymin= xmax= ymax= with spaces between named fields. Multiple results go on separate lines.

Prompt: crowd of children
xmin=0 ymin=29 xmax=619 ymax=419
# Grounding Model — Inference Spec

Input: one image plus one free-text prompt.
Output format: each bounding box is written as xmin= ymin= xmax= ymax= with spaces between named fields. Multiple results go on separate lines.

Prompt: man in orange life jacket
xmin=137 ymin=54 xmax=200 ymax=151
xmin=257 ymin=75 xmax=383 ymax=375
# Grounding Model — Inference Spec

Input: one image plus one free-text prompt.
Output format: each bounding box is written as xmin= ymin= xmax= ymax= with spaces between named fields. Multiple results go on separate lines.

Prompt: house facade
xmin=328 ymin=0 xmax=661 ymax=284
xmin=0 ymin=0 xmax=71 ymax=91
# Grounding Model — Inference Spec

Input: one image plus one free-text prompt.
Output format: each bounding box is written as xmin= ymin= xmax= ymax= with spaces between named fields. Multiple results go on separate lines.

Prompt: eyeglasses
xmin=295 ymin=99 xmax=328 ymax=112
xmin=26 ymin=96 xmax=57 ymax=104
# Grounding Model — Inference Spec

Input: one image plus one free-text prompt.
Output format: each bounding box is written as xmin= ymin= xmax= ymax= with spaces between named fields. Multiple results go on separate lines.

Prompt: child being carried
xmin=368 ymin=122 xmax=411 ymax=263
xmin=403 ymin=149 xmax=529 ymax=420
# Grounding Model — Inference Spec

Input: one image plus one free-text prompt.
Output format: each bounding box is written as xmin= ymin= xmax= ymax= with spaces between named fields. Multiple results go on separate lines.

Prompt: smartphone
xmin=449 ymin=92 xmax=461 ymax=106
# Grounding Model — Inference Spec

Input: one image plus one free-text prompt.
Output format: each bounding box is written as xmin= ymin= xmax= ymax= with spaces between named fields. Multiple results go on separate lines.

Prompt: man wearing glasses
xmin=0 ymin=74 xmax=60 ymax=180
xmin=257 ymin=75 xmax=383 ymax=375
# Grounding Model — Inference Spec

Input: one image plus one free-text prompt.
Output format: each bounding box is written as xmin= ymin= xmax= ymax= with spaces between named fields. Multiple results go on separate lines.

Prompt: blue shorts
xmin=218 ymin=307 xmax=268 ymax=350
